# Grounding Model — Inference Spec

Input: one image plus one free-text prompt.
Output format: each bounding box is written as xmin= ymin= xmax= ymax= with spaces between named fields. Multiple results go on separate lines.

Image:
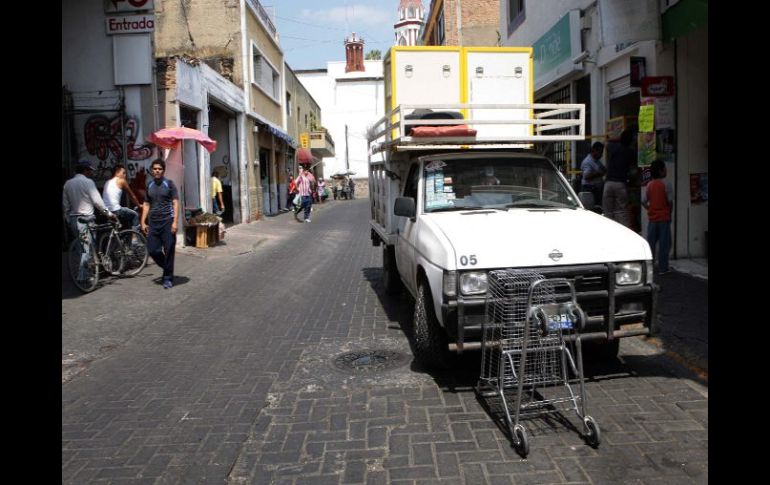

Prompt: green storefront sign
xmin=533 ymin=13 xmax=571 ymax=78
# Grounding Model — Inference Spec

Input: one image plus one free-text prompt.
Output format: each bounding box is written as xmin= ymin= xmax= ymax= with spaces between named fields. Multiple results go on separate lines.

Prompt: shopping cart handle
xmin=534 ymin=308 xmax=549 ymax=336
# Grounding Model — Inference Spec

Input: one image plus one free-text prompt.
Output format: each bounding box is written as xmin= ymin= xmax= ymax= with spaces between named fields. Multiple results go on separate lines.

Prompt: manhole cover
xmin=332 ymin=349 xmax=410 ymax=373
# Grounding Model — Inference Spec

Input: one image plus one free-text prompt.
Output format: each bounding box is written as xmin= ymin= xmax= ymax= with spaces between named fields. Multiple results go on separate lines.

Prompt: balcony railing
xmin=309 ymin=129 xmax=335 ymax=157
xmin=246 ymin=0 xmax=277 ymax=39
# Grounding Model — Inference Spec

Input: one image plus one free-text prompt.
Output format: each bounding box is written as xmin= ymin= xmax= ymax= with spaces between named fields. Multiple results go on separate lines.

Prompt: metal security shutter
xmin=608 ymin=75 xmax=632 ymax=99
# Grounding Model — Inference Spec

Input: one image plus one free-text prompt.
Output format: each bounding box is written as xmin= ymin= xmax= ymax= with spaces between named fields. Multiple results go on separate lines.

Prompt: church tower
xmin=394 ymin=0 xmax=424 ymax=46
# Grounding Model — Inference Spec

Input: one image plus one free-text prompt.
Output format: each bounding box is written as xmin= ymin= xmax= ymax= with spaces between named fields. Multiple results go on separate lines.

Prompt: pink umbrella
xmin=148 ymin=126 xmax=217 ymax=153
xmin=297 ymin=147 xmax=313 ymax=164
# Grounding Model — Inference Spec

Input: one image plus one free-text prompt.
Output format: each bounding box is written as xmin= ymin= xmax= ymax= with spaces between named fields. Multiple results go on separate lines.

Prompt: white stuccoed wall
xmin=297 ymin=60 xmax=384 ymax=181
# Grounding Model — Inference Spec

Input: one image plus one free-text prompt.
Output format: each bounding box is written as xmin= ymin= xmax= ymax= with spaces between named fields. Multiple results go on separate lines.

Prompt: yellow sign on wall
xmin=300 ymin=132 xmax=309 ymax=148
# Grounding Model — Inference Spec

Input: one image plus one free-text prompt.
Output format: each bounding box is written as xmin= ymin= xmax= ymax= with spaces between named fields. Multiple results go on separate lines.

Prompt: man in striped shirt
xmin=295 ymin=166 xmax=316 ymax=223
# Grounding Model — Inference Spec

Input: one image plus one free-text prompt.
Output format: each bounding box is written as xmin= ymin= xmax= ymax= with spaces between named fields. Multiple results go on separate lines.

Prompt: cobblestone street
xmin=63 ymin=200 xmax=707 ymax=484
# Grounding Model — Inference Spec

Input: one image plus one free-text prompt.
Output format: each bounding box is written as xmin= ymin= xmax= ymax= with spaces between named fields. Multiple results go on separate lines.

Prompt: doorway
xmin=260 ymin=149 xmax=270 ymax=215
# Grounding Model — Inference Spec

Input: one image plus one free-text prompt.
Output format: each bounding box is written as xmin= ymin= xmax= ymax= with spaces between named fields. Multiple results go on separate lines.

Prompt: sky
xmin=268 ymin=0 xmax=410 ymax=70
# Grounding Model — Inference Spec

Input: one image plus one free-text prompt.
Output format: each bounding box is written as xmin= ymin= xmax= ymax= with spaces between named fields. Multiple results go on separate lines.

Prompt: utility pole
xmin=345 ymin=124 xmax=349 ymax=171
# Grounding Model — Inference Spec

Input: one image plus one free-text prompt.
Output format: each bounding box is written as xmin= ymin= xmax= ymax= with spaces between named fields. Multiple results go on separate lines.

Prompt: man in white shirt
xmin=102 ymin=164 xmax=142 ymax=230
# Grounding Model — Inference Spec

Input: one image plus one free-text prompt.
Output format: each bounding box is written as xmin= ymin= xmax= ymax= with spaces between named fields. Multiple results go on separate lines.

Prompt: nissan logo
xmin=549 ymin=249 xmax=563 ymax=261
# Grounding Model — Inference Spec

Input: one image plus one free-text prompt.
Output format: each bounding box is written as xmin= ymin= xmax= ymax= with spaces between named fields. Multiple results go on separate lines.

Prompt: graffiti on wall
xmin=83 ymin=114 xmax=154 ymax=185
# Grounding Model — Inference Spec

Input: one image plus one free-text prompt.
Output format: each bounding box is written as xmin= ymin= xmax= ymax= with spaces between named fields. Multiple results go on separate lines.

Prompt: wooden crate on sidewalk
xmin=186 ymin=223 xmax=219 ymax=248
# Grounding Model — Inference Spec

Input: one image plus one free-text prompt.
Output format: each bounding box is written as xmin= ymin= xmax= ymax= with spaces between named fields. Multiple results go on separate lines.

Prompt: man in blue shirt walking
xmin=140 ymin=159 xmax=179 ymax=289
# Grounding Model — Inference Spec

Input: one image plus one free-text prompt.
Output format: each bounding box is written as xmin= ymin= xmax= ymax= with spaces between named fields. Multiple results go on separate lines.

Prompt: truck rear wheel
xmin=382 ymin=246 xmax=402 ymax=295
xmin=413 ymin=282 xmax=451 ymax=370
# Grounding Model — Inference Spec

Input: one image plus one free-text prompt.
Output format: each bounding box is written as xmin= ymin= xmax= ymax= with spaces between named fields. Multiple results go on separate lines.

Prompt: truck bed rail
xmin=368 ymin=103 xmax=585 ymax=155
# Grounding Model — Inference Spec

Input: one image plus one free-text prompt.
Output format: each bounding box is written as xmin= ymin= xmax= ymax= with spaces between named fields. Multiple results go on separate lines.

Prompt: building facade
xmin=285 ymin=64 xmax=335 ymax=188
xmin=500 ymin=0 xmax=708 ymax=259
xmin=62 ymin=0 xmax=158 ymax=193
xmin=296 ymin=34 xmax=385 ymax=186
xmin=421 ymin=0 xmax=501 ymax=46
xmin=155 ymin=0 xmax=297 ymax=220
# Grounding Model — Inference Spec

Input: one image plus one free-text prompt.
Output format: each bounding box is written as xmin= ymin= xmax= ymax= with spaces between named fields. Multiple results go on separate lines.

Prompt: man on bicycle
xmin=103 ymin=164 xmax=142 ymax=230
xmin=62 ymin=160 xmax=117 ymax=282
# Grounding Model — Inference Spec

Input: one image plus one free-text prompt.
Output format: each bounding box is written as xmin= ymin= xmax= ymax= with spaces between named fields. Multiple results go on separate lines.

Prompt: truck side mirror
xmin=394 ymin=197 xmax=416 ymax=219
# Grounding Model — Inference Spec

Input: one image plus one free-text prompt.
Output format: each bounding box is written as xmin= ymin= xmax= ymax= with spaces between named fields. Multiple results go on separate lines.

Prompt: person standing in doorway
xmin=103 ymin=164 xmax=143 ymax=230
xmin=603 ymin=129 xmax=634 ymax=227
xmin=211 ymin=168 xmax=225 ymax=216
xmin=141 ymin=159 xmax=179 ymax=289
xmin=642 ymin=159 xmax=673 ymax=274
xmin=295 ymin=166 xmax=315 ymax=222
xmin=580 ymin=142 xmax=606 ymax=207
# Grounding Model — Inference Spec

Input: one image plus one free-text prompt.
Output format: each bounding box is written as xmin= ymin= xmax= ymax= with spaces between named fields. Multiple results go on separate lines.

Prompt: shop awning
xmin=249 ymin=111 xmax=298 ymax=148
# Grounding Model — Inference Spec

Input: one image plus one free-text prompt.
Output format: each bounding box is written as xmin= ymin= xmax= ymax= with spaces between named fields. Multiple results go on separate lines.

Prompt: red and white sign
xmin=104 ymin=0 xmax=154 ymax=14
xmin=106 ymin=15 xmax=155 ymax=34
xmin=641 ymin=76 xmax=675 ymax=97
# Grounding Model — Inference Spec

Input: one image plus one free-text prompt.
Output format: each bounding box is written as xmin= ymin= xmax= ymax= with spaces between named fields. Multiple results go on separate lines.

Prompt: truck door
xmin=396 ymin=163 xmax=420 ymax=291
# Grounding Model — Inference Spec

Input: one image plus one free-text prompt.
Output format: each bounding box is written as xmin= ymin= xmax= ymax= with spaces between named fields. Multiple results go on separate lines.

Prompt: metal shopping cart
xmin=476 ymin=269 xmax=600 ymax=457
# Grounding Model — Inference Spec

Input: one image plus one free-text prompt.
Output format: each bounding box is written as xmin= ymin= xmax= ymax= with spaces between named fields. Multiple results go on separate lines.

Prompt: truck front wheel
xmin=413 ymin=282 xmax=451 ymax=370
xmin=383 ymin=246 xmax=402 ymax=295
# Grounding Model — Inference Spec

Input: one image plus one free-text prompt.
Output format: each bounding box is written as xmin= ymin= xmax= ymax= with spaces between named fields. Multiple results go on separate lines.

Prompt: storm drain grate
xmin=332 ymin=349 xmax=410 ymax=373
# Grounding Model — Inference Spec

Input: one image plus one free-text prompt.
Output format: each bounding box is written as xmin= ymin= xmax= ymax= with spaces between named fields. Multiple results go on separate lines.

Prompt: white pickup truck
xmin=367 ymin=47 xmax=656 ymax=369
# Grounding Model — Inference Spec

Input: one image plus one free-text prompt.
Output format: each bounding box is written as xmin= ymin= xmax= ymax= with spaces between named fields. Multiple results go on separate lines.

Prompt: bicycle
xmin=67 ymin=216 xmax=149 ymax=293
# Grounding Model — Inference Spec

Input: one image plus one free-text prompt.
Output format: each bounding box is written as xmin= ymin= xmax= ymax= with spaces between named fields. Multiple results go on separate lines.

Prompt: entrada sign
xmin=106 ymin=15 xmax=155 ymax=34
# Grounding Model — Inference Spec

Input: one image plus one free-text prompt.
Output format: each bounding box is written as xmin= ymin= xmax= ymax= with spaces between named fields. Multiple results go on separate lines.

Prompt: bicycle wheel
xmin=99 ymin=232 xmax=125 ymax=276
xmin=68 ymin=238 xmax=99 ymax=292
xmin=118 ymin=229 xmax=148 ymax=276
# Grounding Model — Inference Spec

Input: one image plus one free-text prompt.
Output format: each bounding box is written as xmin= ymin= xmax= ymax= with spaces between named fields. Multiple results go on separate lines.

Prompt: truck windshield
xmin=422 ymin=157 xmax=579 ymax=213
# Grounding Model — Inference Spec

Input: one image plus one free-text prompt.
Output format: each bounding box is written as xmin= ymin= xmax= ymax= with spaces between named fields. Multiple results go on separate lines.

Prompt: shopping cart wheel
xmin=512 ymin=424 xmax=529 ymax=457
xmin=584 ymin=416 xmax=600 ymax=447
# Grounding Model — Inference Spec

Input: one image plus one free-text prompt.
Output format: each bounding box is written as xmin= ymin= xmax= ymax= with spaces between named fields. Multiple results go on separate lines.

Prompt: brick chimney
xmin=344 ymin=32 xmax=365 ymax=73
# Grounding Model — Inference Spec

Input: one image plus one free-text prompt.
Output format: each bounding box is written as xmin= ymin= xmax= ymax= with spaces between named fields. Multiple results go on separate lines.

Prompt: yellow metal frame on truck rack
xmin=462 ymin=46 xmax=534 ymax=137
xmin=388 ymin=46 xmax=464 ymax=141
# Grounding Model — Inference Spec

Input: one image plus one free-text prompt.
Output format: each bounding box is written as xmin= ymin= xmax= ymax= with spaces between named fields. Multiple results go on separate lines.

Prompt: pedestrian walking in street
xmin=295 ymin=165 xmax=315 ymax=222
xmin=580 ymin=141 xmax=606 ymax=207
xmin=211 ymin=168 xmax=225 ymax=215
xmin=318 ymin=178 xmax=327 ymax=203
xmin=141 ymin=159 xmax=180 ymax=289
xmin=348 ymin=177 xmax=355 ymax=200
xmin=103 ymin=164 xmax=143 ymax=230
xmin=603 ymin=128 xmax=634 ymax=227
xmin=642 ymin=159 xmax=673 ymax=274
xmin=287 ymin=175 xmax=297 ymax=210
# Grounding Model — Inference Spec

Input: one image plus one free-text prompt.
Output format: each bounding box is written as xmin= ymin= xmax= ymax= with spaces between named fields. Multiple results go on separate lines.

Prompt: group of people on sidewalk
xmin=580 ymin=128 xmax=672 ymax=274
xmin=63 ymin=159 xmax=180 ymax=289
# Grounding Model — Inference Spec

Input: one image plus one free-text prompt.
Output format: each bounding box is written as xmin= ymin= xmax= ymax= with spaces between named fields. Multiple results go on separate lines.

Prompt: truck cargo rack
xmin=367 ymin=103 xmax=585 ymax=156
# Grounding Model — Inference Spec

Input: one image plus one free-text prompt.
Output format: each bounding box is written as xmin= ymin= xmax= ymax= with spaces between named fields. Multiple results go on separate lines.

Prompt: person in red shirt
xmin=642 ymin=159 xmax=673 ymax=274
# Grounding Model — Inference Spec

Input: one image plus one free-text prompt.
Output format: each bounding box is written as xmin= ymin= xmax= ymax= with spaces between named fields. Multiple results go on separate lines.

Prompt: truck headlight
xmin=443 ymin=271 xmax=457 ymax=297
xmin=460 ymin=272 xmax=488 ymax=295
xmin=616 ymin=262 xmax=643 ymax=286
